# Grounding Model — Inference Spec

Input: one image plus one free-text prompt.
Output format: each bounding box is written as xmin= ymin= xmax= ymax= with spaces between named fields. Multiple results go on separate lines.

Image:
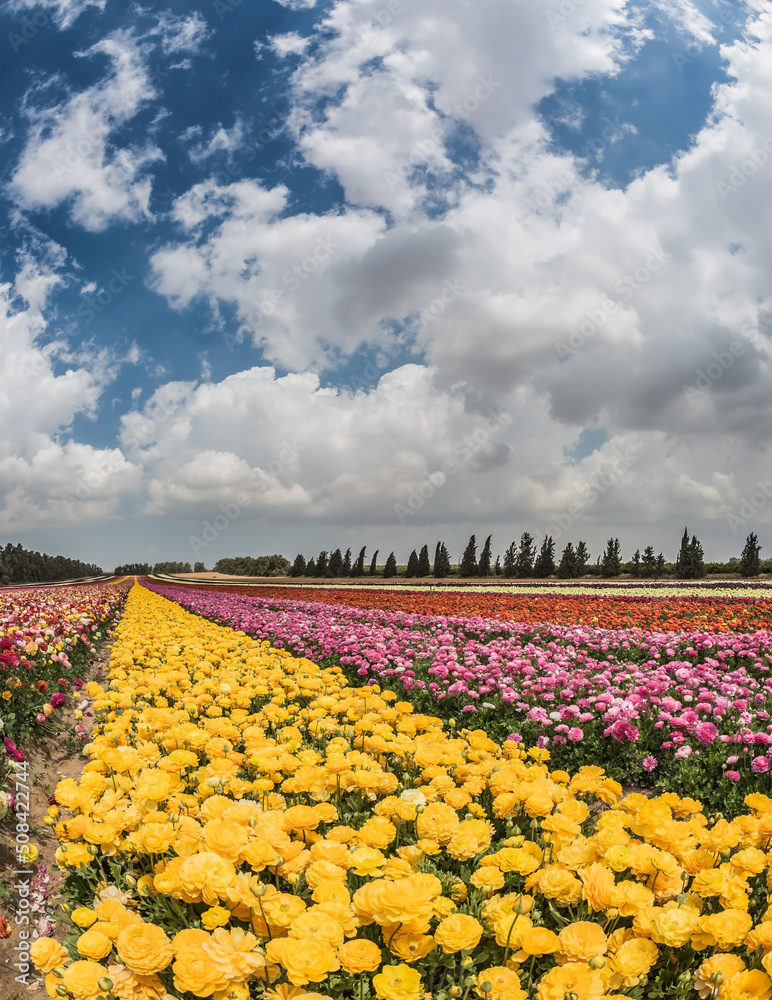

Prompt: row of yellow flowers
xmin=33 ymin=583 xmax=772 ymax=1000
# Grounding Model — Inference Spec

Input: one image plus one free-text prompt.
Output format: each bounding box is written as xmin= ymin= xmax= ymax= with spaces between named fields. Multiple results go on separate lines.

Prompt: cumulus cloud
xmin=0 ymin=246 xmax=142 ymax=530
xmin=10 ymin=30 xmax=163 ymax=230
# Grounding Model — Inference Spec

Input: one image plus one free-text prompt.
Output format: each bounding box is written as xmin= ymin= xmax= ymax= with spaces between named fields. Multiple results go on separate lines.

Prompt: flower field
xmin=0 ymin=581 xmax=128 ymax=779
xmin=161 ymin=582 xmax=772 ymax=633
xmin=145 ymin=581 xmax=772 ymax=815
xmin=34 ymin=581 xmax=772 ymax=1000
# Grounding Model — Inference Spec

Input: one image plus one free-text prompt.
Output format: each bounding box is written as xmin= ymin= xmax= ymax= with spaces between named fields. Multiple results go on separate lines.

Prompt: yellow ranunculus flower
xmin=116 ymin=923 xmax=173 ymax=975
xmin=434 ymin=914 xmax=484 ymax=954
xmin=338 ymin=938 xmax=382 ymax=974
xmin=61 ymin=960 xmax=108 ymax=1000
xmin=30 ymin=937 xmax=69 ymax=973
xmin=266 ymin=937 xmax=340 ymax=986
xmin=372 ymin=962 xmax=423 ymax=1000
xmin=536 ymin=962 xmax=604 ymax=1000
xmin=77 ymin=929 xmax=114 ymax=961
xmin=558 ymin=921 xmax=608 ymax=963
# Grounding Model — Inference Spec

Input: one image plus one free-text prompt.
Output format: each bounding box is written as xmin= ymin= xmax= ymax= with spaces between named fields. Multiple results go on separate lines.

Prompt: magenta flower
xmin=752 ymin=756 xmax=771 ymax=773
xmin=642 ymin=756 xmax=658 ymax=771
xmin=567 ymin=727 xmax=584 ymax=742
xmin=695 ymin=722 xmax=718 ymax=746
xmin=49 ymin=692 xmax=66 ymax=708
xmin=724 ymin=770 xmax=741 ymax=781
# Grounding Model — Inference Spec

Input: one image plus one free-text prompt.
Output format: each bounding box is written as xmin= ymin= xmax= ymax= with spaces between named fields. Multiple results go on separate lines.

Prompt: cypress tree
xmin=558 ymin=542 xmax=576 ymax=578
xmin=369 ymin=550 xmax=379 ymax=576
xmin=656 ymin=552 xmax=666 ymax=576
xmin=494 ymin=555 xmax=501 ymax=576
xmin=434 ymin=542 xmax=451 ymax=578
xmin=405 ymin=550 xmax=419 ymax=577
xmin=740 ymin=532 xmax=762 ymax=576
xmin=533 ymin=536 xmax=556 ymax=577
xmin=630 ymin=549 xmax=641 ymax=577
xmin=417 ymin=545 xmax=431 ymax=577
xmin=316 ymin=551 xmax=329 ymax=577
xmin=383 ymin=552 xmax=397 ymax=578
xmin=503 ymin=541 xmax=517 ymax=578
xmin=641 ymin=545 xmax=657 ymax=577
xmin=460 ymin=535 xmax=478 ymax=577
xmin=290 ymin=554 xmax=307 ymax=577
xmin=342 ymin=547 xmax=352 ymax=576
xmin=352 ymin=546 xmax=366 ymax=577
xmin=575 ymin=541 xmax=590 ymax=576
xmin=478 ymin=535 xmax=492 ymax=577
xmin=306 ymin=557 xmax=317 ymax=576
xmin=515 ymin=532 xmax=536 ymax=577
xmin=600 ymin=538 xmax=621 ymax=577
xmin=329 ymin=548 xmax=343 ymax=577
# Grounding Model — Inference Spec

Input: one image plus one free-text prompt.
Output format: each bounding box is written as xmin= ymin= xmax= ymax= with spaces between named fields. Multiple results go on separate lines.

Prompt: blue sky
xmin=1 ymin=0 xmax=771 ymax=570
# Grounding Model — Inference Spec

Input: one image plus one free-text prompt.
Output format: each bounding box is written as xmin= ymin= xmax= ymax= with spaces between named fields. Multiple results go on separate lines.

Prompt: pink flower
xmin=674 ymin=745 xmax=693 ymax=759
xmin=695 ymin=722 xmax=718 ymax=745
xmin=752 ymin=756 xmax=771 ymax=773
xmin=642 ymin=756 xmax=658 ymax=771
xmin=726 ymin=755 xmax=740 ymax=765
xmin=567 ymin=727 xmax=583 ymax=742
xmin=724 ymin=770 xmax=741 ymax=781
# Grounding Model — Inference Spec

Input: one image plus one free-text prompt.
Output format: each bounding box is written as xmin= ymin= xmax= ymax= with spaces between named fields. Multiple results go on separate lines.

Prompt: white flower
xmin=549 ymin=711 xmax=562 ymax=721
xmin=219 ymin=683 xmax=231 ymax=694
xmin=399 ymin=788 xmax=426 ymax=807
xmin=95 ymin=885 xmax=129 ymax=905
xmin=482 ymin=702 xmax=496 ymax=709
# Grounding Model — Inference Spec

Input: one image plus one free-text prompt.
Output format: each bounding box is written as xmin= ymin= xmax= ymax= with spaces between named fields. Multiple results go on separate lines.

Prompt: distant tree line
xmin=110 ymin=529 xmax=769 ymax=583
xmin=288 ymin=529 xmax=769 ymax=579
xmin=114 ymin=562 xmax=193 ymax=575
xmin=213 ymin=555 xmax=291 ymax=577
xmin=0 ymin=542 xmax=102 ymax=584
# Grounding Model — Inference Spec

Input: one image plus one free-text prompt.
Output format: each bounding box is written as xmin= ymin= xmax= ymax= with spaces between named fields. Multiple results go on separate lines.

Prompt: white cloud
xmin=149 ymin=178 xmax=385 ymax=368
xmin=0 ymin=246 xmax=142 ymax=530
xmin=6 ymin=0 xmax=106 ymax=29
xmin=153 ymin=11 xmax=210 ymax=54
xmin=139 ymin=0 xmax=772 ymax=558
xmin=10 ymin=30 xmax=163 ymax=230
xmin=271 ymin=32 xmax=310 ymax=58
xmin=273 ymin=0 xmax=318 ymax=9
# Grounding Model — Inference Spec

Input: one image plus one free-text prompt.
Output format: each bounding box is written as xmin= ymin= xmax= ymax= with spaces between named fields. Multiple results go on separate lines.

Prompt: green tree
xmin=434 ymin=542 xmax=451 ymax=578
xmin=352 ymin=546 xmax=367 ymax=578
xmin=417 ymin=545 xmax=431 ymax=577
xmin=306 ymin=557 xmax=317 ymax=576
xmin=383 ymin=552 xmax=398 ymax=578
xmin=459 ymin=535 xmax=478 ymax=577
xmin=600 ymin=538 xmax=621 ymax=577
xmin=329 ymin=548 xmax=343 ymax=577
xmin=575 ymin=542 xmax=590 ymax=576
xmin=405 ymin=550 xmax=419 ymax=577
xmin=503 ymin=541 xmax=517 ymax=578
xmin=494 ymin=555 xmax=501 ymax=576
xmin=369 ymin=550 xmax=379 ymax=576
xmin=740 ymin=532 xmax=762 ymax=576
xmin=630 ymin=549 xmax=641 ymax=577
xmin=656 ymin=552 xmax=666 ymax=576
xmin=675 ymin=528 xmax=706 ymax=579
xmin=515 ymin=532 xmax=536 ymax=578
xmin=290 ymin=554 xmax=307 ymax=577
xmin=641 ymin=546 xmax=657 ymax=578
xmin=478 ymin=535 xmax=493 ymax=577
xmin=316 ymin=551 xmax=329 ymax=577
xmin=193 ymin=562 xmax=206 ymax=572
xmin=557 ymin=542 xmax=577 ymax=578
xmin=342 ymin=547 xmax=352 ymax=576
xmin=533 ymin=536 xmax=556 ymax=577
